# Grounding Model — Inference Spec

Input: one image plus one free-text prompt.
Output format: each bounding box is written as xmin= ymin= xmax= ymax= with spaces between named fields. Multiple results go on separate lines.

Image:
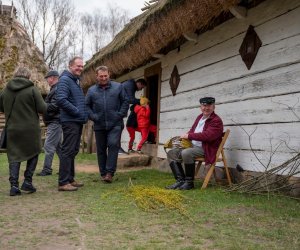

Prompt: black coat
xmin=43 ymin=85 xmax=60 ymax=125
xmin=126 ymin=104 xmax=137 ymax=128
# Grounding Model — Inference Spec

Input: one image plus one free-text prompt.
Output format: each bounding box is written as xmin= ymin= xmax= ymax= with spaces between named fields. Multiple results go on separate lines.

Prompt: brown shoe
xmin=58 ymin=183 xmax=78 ymax=191
xmin=70 ymin=180 xmax=84 ymax=187
xmin=104 ymin=173 xmax=113 ymax=183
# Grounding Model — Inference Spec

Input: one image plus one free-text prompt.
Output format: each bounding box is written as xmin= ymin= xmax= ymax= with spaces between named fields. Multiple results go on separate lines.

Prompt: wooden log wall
xmin=157 ymin=0 xmax=300 ymax=172
xmin=117 ymin=0 xmax=300 ymax=174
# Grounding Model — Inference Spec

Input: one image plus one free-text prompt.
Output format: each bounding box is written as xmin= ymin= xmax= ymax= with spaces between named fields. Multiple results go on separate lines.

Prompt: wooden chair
xmin=194 ymin=129 xmax=232 ymax=189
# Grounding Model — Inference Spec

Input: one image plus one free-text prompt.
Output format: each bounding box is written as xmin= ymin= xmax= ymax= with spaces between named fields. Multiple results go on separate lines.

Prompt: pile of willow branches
xmin=226 ymin=153 xmax=300 ymax=197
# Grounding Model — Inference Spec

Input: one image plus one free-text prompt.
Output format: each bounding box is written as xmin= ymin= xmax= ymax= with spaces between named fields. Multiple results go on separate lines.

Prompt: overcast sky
xmin=72 ymin=0 xmax=145 ymax=17
xmin=2 ymin=0 xmax=145 ymax=18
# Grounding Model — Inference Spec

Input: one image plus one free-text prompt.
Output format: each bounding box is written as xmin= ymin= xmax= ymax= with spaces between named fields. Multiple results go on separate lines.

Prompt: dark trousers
xmin=9 ymin=154 xmax=39 ymax=187
xmin=95 ymin=126 xmax=122 ymax=177
xmin=59 ymin=122 xmax=82 ymax=186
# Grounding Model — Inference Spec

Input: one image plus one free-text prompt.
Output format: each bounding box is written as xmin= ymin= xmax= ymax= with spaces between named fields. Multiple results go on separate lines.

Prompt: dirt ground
xmin=76 ymin=163 xmax=151 ymax=174
xmin=0 ymin=162 xmax=156 ymax=250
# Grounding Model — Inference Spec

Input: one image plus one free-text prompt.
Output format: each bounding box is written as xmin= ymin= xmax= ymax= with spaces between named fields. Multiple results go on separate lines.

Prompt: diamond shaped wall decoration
xmin=169 ymin=65 xmax=180 ymax=96
xmin=239 ymin=25 xmax=262 ymax=70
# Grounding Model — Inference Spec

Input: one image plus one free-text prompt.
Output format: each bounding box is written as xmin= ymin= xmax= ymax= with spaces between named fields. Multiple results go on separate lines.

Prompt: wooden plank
xmin=161 ymin=1 xmax=300 ymax=80
xmin=162 ymin=34 xmax=300 ymax=96
xmin=158 ymin=145 xmax=298 ymax=176
xmin=226 ymin=150 xmax=299 ymax=175
xmin=160 ymin=63 xmax=300 ymax=112
xmin=160 ymin=93 xmax=300 ymax=129
xmin=158 ymin=123 xmax=300 ymax=154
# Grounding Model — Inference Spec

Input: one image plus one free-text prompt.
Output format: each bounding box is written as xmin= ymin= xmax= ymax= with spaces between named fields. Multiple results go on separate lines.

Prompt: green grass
xmin=0 ymin=153 xmax=299 ymax=249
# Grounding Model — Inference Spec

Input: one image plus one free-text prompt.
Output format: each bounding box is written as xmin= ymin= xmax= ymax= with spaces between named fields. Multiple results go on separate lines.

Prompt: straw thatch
xmin=82 ymin=0 xmax=239 ymax=88
xmin=0 ymin=12 xmax=48 ymax=94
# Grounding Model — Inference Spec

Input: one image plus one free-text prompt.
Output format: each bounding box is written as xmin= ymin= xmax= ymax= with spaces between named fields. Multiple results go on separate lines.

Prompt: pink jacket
xmin=188 ymin=112 xmax=223 ymax=164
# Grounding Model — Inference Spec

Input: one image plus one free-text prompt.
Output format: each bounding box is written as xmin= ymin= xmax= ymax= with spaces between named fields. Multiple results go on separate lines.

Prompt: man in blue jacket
xmin=86 ymin=66 xmax=129 ymax=183
xmin=56 ymin=56 xmax=88 ymax=191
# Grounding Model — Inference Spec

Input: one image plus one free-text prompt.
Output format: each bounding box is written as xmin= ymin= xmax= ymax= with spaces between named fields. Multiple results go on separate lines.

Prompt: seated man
xmin=166 ymin=97 xmax=223 ymax=190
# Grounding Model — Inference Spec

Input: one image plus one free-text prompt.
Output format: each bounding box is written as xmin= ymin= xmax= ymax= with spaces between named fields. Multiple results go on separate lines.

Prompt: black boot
xmin=178 ymin=163 xmax=195 ymax=190
xmin=9 ymin=162 xmax=21 ymax=196
xmin=21 ymin=155 xmax=38 ymax=193
xmin=165 ymin=161 xmax=185 ymax=189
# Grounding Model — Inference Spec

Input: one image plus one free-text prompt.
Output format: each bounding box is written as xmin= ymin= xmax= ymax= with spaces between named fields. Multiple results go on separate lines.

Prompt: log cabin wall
xmin=117 ymin=0 xmax=300 ymax=173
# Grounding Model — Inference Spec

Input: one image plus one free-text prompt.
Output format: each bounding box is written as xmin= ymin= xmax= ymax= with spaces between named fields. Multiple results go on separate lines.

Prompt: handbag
xmin=0 ymin=128 xmax=7 ymax=149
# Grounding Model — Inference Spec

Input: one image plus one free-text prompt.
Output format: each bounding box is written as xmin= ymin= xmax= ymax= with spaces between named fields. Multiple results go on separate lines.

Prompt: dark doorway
xmin=143 ymin=63 xmax=161 ymax=155
xmin=146 ymin=74 xmax=158 ymax=126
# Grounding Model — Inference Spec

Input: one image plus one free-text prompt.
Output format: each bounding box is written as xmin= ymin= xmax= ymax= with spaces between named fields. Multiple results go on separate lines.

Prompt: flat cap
xmin=45 ymin=70 xmax=59 ymax=79
xmin=199 ymin=97 xmax=215 ymax=105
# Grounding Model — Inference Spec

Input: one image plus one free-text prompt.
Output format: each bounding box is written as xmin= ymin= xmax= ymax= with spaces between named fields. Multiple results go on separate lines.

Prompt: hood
xmin=6 ymin=77 xmax=34 ymax=92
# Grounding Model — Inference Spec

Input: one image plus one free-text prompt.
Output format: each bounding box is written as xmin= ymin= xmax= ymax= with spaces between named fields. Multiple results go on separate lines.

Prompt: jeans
xmin=58 ymin=122 xmax=82 ymax=186
xmin=95 ymin=126 xmax=122 ymax=177
xmin=43 ymin=122 xmax=62 ymax=173
xmin=9 ymin=155 xmax=39 ymax=187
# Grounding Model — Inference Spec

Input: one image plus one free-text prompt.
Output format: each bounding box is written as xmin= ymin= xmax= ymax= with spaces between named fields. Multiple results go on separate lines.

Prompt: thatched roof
xmin=0 ymin=14 xmax=48 ymax=94
xmin=82 ymin=0 xmax=239 ymax=88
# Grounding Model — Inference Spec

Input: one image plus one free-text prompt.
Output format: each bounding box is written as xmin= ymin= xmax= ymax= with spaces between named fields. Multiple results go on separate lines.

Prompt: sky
xmin=72 ymin=0 xmax=145 ymax=18
xmin=2 ymin=0 xmax=145 ymax=18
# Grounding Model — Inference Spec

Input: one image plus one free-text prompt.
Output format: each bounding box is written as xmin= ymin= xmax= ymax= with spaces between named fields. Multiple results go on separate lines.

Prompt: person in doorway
xmin=56 ymin=56 xmax=88 ymax=191
xmin=36 ymin=70 xmax=62 ymax=176
xmin=127 ymin=96 xmax=156 ymax=153
xmin=166 ymin=97 xmax=223 ymax=190
xmin=0 ymin=67 xmax=47 ymax=196
xmin=86 ymin=66 xmax=128 ymax=183
xmin=119 ymin=78 xmax=147 ymax=154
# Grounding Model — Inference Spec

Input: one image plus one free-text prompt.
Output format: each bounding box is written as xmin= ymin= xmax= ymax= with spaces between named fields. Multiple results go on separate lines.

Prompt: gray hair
xmin=14 ymin=67 xmax=31 ymax=79
xmin=95 ymin=66 xmax=109 ymax=73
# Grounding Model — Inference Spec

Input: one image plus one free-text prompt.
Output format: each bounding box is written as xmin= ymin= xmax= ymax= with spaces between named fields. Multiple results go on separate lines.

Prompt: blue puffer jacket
xmin=86 ymin=81 xmax=129 ymax=130
xmin=122 ymin=79 xmax=140 ymax=105
xmin=56 ymin=70 xmax=87 ymax=124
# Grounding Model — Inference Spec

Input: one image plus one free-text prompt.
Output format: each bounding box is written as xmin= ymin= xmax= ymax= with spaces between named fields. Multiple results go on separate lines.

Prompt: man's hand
xmin=181 ymin=133 xmax=189 ymax=139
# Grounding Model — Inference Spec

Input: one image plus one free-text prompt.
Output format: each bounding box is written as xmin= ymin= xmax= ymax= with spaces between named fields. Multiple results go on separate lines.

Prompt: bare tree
xmin=16 ymin=0 xmax=74 ymax=69
xmin=16 ymin=0 xmax=130 ymax=68
xmin=79 ymin=14 xmax=93 ymax=57
xmin=107 ymin=4 xmax=129 ymax=40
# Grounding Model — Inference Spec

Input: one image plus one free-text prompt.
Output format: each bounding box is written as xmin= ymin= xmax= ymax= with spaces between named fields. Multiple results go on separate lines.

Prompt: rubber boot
xmin=9 ymin=162 xmax=21 ymax=196
xmin=21 ymin=155 xmax=38 ymax=193
xmin=178 ymin=163 xmax=195 ymax=190
xmin=165 ymin=161 xmax=185 ymax=189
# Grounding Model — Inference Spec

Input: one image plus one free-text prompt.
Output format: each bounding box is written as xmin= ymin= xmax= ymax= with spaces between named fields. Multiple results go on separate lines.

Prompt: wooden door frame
xmin=143 ymin=63 xmax=161 ymax=155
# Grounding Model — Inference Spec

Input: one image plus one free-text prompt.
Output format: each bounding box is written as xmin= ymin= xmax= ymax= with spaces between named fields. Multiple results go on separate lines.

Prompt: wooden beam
xmin=229 ymin=5 xmax=247 ymax=19
xmin=183 ymin=32 xmax=198 ymax=42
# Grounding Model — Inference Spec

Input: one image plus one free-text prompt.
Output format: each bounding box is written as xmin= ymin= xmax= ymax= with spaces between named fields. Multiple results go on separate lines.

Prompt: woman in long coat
xmin=0 ymin=67 xmax=47 ymax=196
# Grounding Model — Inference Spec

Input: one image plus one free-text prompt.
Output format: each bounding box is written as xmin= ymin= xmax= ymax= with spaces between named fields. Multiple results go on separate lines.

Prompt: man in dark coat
xmin=166 ymin=97 xmax=223 ymax=190
xmin=0 ymin=67 xmax=47 ymax=196
xmin=86 ymin=66 xmax=129 ymax=183
xmin=36 ymin=70 xmax=62 ymax=176
xmin=56 ymin=56 xmax=88 ymax=191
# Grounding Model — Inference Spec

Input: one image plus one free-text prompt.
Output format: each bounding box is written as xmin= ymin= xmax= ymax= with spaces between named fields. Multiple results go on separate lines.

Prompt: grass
xmin=0 ymin=153 xmax=299 ymax=249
